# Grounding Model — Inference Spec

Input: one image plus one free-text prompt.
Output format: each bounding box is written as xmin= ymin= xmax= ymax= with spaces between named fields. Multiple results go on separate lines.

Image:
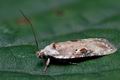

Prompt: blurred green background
xmin=0 ymin=0 xmax=120 ymax=80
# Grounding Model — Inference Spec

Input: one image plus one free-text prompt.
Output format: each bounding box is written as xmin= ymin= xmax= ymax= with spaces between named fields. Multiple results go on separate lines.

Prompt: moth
xmin=36 ymin=38 xmax=117 ymax=71
xmin=20 ymin=10 xmax=117 ymax=72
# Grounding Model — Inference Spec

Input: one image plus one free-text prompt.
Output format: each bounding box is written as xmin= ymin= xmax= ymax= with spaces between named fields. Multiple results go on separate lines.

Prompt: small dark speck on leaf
xmin=54 ymin=10 xmax=64 ymax=16
xmin=17 ymin=17 xmax=29 ymax=25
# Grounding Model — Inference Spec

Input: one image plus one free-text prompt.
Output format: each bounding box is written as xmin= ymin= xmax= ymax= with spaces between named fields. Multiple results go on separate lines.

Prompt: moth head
xmin=36 ymin=51 xmax=45 ymax=58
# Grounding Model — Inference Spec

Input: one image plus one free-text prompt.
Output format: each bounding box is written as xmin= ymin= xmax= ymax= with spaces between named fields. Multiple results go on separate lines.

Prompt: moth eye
xmin=80 ymin=48 xmax=87 ymax=53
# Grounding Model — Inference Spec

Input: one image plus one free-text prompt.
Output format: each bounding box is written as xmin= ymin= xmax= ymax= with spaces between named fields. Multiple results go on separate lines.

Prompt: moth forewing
xmin=37 ymin=38 xmax=117 ymax=59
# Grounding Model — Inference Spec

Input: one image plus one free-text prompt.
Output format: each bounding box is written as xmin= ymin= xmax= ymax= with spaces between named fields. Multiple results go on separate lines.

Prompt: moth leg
xmin=69 ymin=62 xmax=77 ymax=65
xmin=43 ymin=58 xmax=50 ymax=72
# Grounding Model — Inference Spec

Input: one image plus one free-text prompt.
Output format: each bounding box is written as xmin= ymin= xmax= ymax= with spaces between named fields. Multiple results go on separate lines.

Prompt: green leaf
xmin=0 ymin=0 xmax=120 ymax=80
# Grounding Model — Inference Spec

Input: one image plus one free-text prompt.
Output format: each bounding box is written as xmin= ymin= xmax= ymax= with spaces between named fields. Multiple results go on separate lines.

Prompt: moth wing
xmin=42 ymin=38 xmax=117 ymax=59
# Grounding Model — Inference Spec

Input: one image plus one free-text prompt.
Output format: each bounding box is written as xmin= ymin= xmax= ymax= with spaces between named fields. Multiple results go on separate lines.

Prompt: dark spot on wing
xmin=52 ymin=43 xmax=56 ymax=49
xmin=80 ymin=48 xmax=87 ymax=53
xmin=70 ymin=39 xmax=78 ymax=42
xmin=75 ymin=49 xmax=78 ymax=51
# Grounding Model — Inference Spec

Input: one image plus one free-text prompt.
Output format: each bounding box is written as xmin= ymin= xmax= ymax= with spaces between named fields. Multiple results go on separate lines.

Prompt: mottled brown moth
xmin=20 ymin=10 xmax=117 ymax=72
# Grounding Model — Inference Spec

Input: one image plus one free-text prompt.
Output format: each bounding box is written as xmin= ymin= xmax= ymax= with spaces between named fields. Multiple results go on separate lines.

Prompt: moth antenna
xmin=19 ymin=9 xmax=39 ymax=51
